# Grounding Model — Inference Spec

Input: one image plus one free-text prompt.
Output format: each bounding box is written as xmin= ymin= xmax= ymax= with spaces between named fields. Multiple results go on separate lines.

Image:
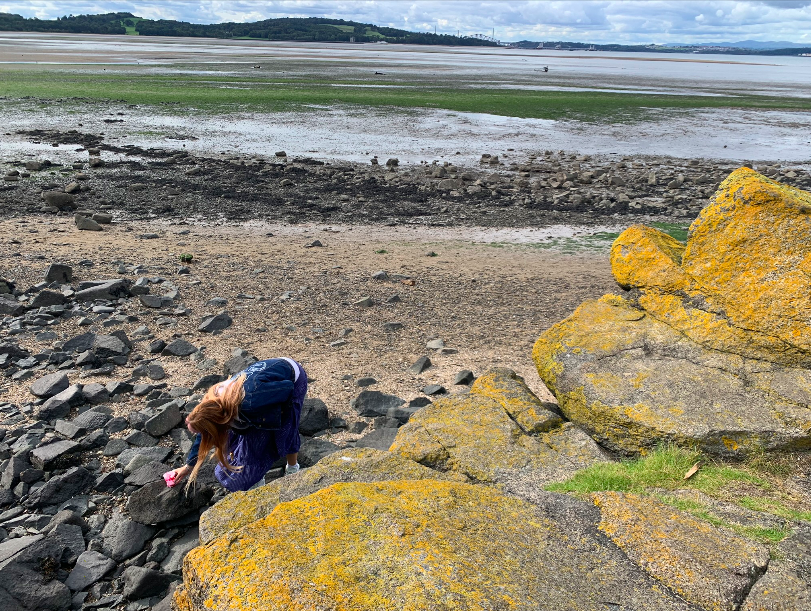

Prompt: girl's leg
xmin=215 ymin=429 xmax=278 ymax=492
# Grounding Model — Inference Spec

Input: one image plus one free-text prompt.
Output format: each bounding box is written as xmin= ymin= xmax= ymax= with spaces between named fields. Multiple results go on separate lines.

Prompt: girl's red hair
xmin=184 ymin=375 xmax=245 ymax=489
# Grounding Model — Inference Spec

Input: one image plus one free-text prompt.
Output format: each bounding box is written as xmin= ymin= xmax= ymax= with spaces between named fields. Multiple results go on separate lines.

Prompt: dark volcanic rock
xmin=63 ymin=332 xmax=96 ymax=353
xmin=64 ymin=550 xmax=116 ymax=592
xmin=198 ymin=312 xmax=232 ymax=333
xmin=162 ymin=338 xmax=197 ymax=357
xmin=121 ymin=565 xmax=176 ymax=600
xmin=299 ymin=437 xmax=341 ymax=467
xmin=354 ymin=427 xmax=399 ymax=451
xmin=144 ymin=402 xmax=182 ymax=437
xmin=36 ymin=384 xmax=85 ymax=420
xmin=127 ymin=480 xmax=214 ymax=525
xmin=351 ymin=390 xmax=405 ymax=417
xmin=0 ymin=295 xmax=24 ymax=316
xmin=30 ymin=440 xmax=80 ymax=469
xmin=101 ymin=511 xmax=155 ymax=562
xmin=44 ymin=263 xmax=72 ymax=284
xmin=299 ymin=398 xmax=330 ymax=436
xmin=74 ymin=279 xmax=130 ymax=301
xmin=29 ymin=289 xmax=66 ymax=308
xmin=25 ymin=466 xmax=93 ymax=508
xmin=30 ymin=372 xmax=70 ymax=398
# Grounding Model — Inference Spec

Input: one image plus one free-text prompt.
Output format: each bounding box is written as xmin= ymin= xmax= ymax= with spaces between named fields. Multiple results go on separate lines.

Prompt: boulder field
xmin=174 ymin=167 xmax=811 ymax=611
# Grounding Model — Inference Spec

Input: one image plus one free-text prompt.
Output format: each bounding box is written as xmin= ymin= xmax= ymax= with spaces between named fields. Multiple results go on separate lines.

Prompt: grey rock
xmin=25 ymin=466 xmax=93 ymax=508
xmin=92 ymin=213 xmax=112 ymax=224
xmin=115 ymin=447 xmax=172 ymax=468
xmin=92 ymin=334 xmax=129 ymax=358
xmin=148 ymin=339 xmax=166 ymax=354
xmin=29 ymin=290 xmax=66 ymax=308
xmin=127 ymin=480 xmax=213 ymax=525
xmin=44 ymin=264 xmax=72 ymax=284
xmin=125 ymin=430 xmax=158 ymax=447
xmin=354 ymin=428 xmax=399 ymax=451
xmin=81 ymin=383 xmax=110 ymax=404
xmin=356 ymin=377 xmax=377 ymax=387
xmin=146 ymin=363 xmax=166 ymax=380
xmin=43 ymin=190 xmax=75 ymax=208
xmin=64 ymin=550 xmax=116 ymax=591
xmin=351 ymin=390 xmax=405 ymax=417
xmin=42 ymin=509 xmax=89 ymax=535
xmin=36 ymin=384 xmax=84 ymax=420
xmin=409 ymin=356 xmax=432 ymax=374
xmin=298 ymin=437 xmax=341 ymax=467
xmin=162 ymin=338 xmax=197 ymax=357
xmin=74 ymin=279 xmax=130 ymax=302
xmin=30 ymin=372 xmax=69 ymax=398
xmin=63 ymin=332 xmax=96 ymax=353
xmin=55 ymin=419 xmax=84 ymax=439
xmin=49 ymin=522 xmax=86 ymax=565
xmin=198 ymin=312 xmax=232 ymax=333
xmin=192 ymin=373 xmax=225 ymax=391
xmin=426 ymin=338 xmax=445 ymax=350
xmin=423 ymin=384 xmax=447 ymax=395
xmin=454 ymin=370 xmax=476 ymax=385
xmin=0 ymin=295 xmax=24 ymax=316
xmin=160 ymin=526 xmax=199 ymax=574
xmin=223 ymin=351 xmax=256 ymax=376
xmin=299 ymin=398 xmax=330 ymax=436
xmin=139 ymin=294 xmax=172 ymax=309
xmin=121 ymin=565 xmax=175 ymax=600
xmin=102 ymin=439 xmax=128 ymax=457
xmin=353 ymin=296 xmax=374 ymax=307
xmin=72 ymin=409 xmax=111 ymax=431
xmin=382 ymin=321 xmax=404 ymax=332
xmin=104 ymin=416 xmax=128 ymax=433
xmin=94 ymin=471 xmax=125 ymax=492
xmin=1 ymin=455 xmax=30 ymax=490
xmin=124 ymin=461 xmax=167 ymax=486
xmin=75 ymin=214 xmax=102 ymax=231
xmin=30 ymin=440 xmax=80 ymax=470
xmin=101 ymin=511 xmax=155 ymax=562
xmin=144 ymin=403 xmax=182 ymax=437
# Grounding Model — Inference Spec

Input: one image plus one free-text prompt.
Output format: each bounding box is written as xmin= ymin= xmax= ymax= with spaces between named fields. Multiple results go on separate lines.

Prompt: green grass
xmin=120 ymin=18 xmax=143 ymax=35
xmin=649 ymin=221 xmax=691 ymax=242
xmin=2 ymin=67 xmax=811 ymax=122
xmin=545 ymin=445 xmax=769 ymax=497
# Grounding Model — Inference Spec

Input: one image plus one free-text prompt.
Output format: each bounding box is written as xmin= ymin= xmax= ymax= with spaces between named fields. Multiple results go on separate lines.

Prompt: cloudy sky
xmin=1 ymin=1 xmax=810 ymax=44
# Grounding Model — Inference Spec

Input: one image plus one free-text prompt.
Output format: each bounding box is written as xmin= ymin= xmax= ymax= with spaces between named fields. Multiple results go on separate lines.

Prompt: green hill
xmin=0 ymin=12 xmax=496 ymax=46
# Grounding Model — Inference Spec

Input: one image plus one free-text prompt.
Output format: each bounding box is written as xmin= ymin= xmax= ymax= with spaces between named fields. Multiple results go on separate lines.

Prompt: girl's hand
xmin=164 ymin=465 xmax=191 ymax=487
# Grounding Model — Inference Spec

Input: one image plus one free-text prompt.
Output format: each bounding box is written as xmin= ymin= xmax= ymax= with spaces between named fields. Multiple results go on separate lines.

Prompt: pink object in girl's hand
xmin=163 ymin=471 xmax=177 ymax=487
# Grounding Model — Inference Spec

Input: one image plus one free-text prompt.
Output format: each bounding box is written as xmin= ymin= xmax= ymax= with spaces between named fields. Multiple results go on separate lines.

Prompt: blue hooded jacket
xmin=186 ymin=358 xmax=296 ymax=466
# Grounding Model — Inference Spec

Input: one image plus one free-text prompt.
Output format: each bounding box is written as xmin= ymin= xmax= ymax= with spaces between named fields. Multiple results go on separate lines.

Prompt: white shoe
xmin=285 ymin=463 xmax=300 ymax=476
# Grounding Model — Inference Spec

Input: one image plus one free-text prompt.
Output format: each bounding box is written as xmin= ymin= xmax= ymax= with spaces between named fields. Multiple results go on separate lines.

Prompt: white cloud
xmin=0 ymin=1 xmax=809 ymax=43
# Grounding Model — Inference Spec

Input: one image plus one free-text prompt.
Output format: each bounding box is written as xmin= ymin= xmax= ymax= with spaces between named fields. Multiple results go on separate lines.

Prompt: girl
xmin=165 ymin=357 xmax=307 ymax=492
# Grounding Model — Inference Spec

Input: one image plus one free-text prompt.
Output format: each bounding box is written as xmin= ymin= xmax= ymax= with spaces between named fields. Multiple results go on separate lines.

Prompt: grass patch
xmin=738 ymin=497 xmax=811 ymax=523
xmin=2 ymin=67 xmax=811 ymax=122
xmin=545 ymin=445 xmax=769 ymax=497
xmin=649 ymin=221 xmax=691 ymax=242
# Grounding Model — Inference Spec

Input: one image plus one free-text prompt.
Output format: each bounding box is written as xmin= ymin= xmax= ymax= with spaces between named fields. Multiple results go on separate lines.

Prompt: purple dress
xmin=187 ymin=358 xmax=308 ymax=492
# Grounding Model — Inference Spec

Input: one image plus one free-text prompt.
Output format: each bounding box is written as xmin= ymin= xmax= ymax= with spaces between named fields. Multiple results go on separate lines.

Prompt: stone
xmin=121 ymin=565 xmax=175 ymax=600
xmin=408 ymin=355 xmax=431 ymax=374
xmin=139 ymin=294 xmax=171 ymax=308
xmin=454 ymin=369 xmax=475 ymax=385
xmin=192 ymin=373 xmax=225 ymax=391
xmin=742 ymin=524 xmax=811 ymax=610
xmin=36 ymin=384 xmax=84 ymax=420
xmin=42 ymin=190 xmax=75 ymax=208
xmin=101 ymin=511 xmax=155 ymax=562
xmin=30 ymin=372 xmax=69 ymax=398
xmin=199 ymin=448 xmax=463 ymax=543
xmin=127 ymin=480 xmax=213 ymax=525
xmin=534 ymin=169 xmax=811 ymax=456
xmin=381 ymin=321 xmax=403 ymax=332
xmin=181 ymin=481 xmax=696 ymax=611
xmin=42 ymin=509 xmax=89 ymax=535
xmin=355 ymin=377 xmax=377 ymax=387
xmin=74 ymin=279 xmax=130 ymax=302
xmin=63 ymin=332 xmax=96 ymax=353
xmin=116 ymin=446 xmax=172 ymax=468
xmin=55 ymin=419 xmax=84 ymax=439
xmin=102 ymin=439 xmax=128 ymax=456
xmin=593 ymin=491 xmax=769 ymax=611
xmin=72 ymin=409 xmax=111 ymax=431
xmin=74 ymin=214 xmax=102 ymax=231
xmin=0 ymin=295 xmax=24 ymax=316
xmin=30 ymin=440 xmax=80 ymax=469
xmin=147 ymin=363 xmax=166 ymax=380
xmin=29 ymin=289 xmax=66 ymax=308
xmin=64 ymin=550 xmax=116 ymax=591
xmin=162 ymin=338 xmax=197 ymax=357
xmin=350 ymin=390 xmax=405 ymax=418
xmin=92 ymin=212 xmax=112 ymax=224
xmin=94 ymin=471 xmax=125 ymax=492
xmin=160 ymin=526 xmax=200 ymax=574
xmin=126 ymin=430 xmax=158 ymax=447
xmin=426 ymin=338 xmax=445 ymax=350
xmin=125 ymin=461 xmax=168 ymax=486
xmin=352 ymin=296 xmax=374 ymax=307
xmin=198 ymin=312 xmax=232 ymax=333
xmin=81 ymin=382 xmax=110 ymax=404
xmin=298 ymin=437 xmax=341 ymax=467
xmin=25 ymin=466 xmax=93 ymax=508
xmin=391 ymin=369 xmax=611 ymax=489
xmin=422 ymin=384 xmax=446 ymax=395
xmin=144 ymin=403 xmax=182 ymax=437
xmin=298 ymin=398 xmax=330 ymax=436
xmin=92 ymin=334 xmax=129 ymax=358
xmin=354 ymin=427 xmax=399 ymax=451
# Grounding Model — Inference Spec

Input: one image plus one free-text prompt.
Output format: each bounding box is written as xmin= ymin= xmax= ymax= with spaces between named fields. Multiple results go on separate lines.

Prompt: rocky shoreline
xmin=3 ymin=128 xmax=809 ymax=228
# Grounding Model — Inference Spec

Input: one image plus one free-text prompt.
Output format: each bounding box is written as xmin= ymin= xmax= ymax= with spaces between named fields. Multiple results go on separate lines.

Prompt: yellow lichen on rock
xmin=198 ymin=447 xmax=464 ymax=544
xmin=610 ymin=224 xmax=691 ymax=292
xmin=593 ymin=491 xmax=770 ymax=611
xmin=470 ymin=367 xmax=562 ymax=433
xmin=180 ymin=480 xmax=697 ymax=611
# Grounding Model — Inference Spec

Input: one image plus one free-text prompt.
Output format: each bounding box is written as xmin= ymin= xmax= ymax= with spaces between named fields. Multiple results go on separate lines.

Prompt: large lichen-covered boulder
xmin=742 ymin=524 xmax=811 ymax=611
xmin=390 ymin=368 xmax=613 ymax=490
xmin=534 ymin=295 xmax=811 ymax=455
xmin=593 ymin=491 xmax=769 ymax=611
xmin=534 ymin=168 xmax=811 ymax=456
xmin=613 ymin=167 xmax=811 ymax=366
xmin=197 ymin=447 xmax=465 ymax=544
xmin=177 ymin=480 xmax=698 ymax=611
